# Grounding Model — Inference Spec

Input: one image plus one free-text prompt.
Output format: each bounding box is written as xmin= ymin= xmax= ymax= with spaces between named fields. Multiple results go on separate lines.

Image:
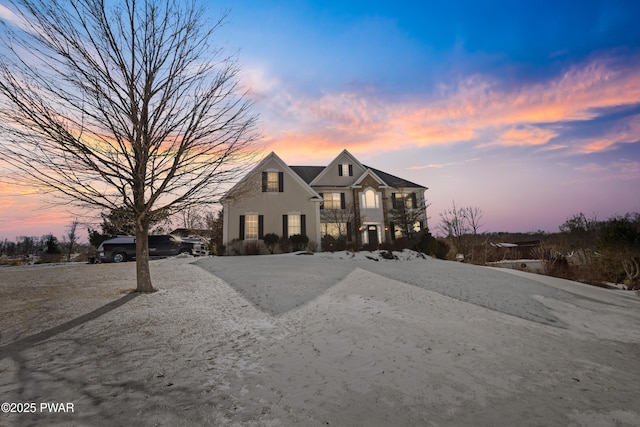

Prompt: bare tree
xmin=439 ymin=201 xmax=468 ymax=257
xmin=388 ymin=188 xmax=430 ymax=240
xmin=178 ymin=206 xmax=206 ymax=230
xmin=0 ymin=0 xmax=258 ymax=291
xmin=464 ymin=206 xmax=483 ymax=261
xmin=64 ymin=219 xmax=79 ymax=262
xmin=438 ymin=201 xmax=484 ymax=261
xmin=320 ymin=201 xmax=356 ymax=239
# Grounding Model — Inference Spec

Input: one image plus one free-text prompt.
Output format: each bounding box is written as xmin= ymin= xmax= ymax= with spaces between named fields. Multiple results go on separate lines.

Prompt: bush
xmin=434 ymin=239 xmax=450 ymax=260
xmin=321 ymin=235 xmax=336 ymax=252
xmin=38 ymin=253 xmax=63 ymax=264
xmin=0 ymin=255 xmax=22 ymax=266
xmin=307 ymin=240 xmax=318 ymax=252
xmin=226 ymin=239 xmax=244 ymax=256
xmin=225 ymin=239 xmax=268 ymax=255
xmin=243 ymin=240 xmax=267 ymax=255
xmin=263 ymin=233 xmax=279 ymax=254
xmin=413 ymin=230 xmax=438 ymax=255
xmin=543 ymin=254 xmax=575 ymax=280
xmin=290 ymin=234 xmax=309 ymax=252
xmin=278 ymin=237 xmax=292 ymax=253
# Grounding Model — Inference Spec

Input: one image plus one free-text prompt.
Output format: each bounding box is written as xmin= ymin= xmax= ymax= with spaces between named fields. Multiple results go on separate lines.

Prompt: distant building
xmin=490 ymin=240 xmax=540 ymax=259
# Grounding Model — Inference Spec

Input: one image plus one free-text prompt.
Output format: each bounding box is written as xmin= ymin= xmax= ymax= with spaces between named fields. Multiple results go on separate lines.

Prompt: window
xmin=267 ymin=172 xmax=279 ymax=191
xmin=360 ymin=188 xmax=380 ymax=209
xmin=321 ymin=222 xmax=346 ymax=238
xmin=282 ymin=214 xmax=306 ymax=238
xmin=239 ymin=214 xmax=263 ymax=240
xmin=245 ymin=214 xmax=259 ymax=240
xmin=322 ymin=192 xmax=345 ymax=209
xmin=288 ymin=214 xmax=301 ymax=236
xmin=338 ymin=163 xmax=353 ymax=177
xmin=262 ymin=171 xmax=283 ymax=192
xmin=392 ymin=192 xmax=417 ymax=209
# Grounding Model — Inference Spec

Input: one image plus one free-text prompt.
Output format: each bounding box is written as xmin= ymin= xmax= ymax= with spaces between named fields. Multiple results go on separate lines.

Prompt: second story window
xmin=338 ymin=163 xmax=353 ymax=177
xmin=392 ymin=192 xmax=418 ymax=209
xmin=322 ymin=192 xmax=345 ymax=209
xmin=262 ymin=171 xmax=283 ymax=192
xmin=360 ymin=188 xmax=380 ymax=209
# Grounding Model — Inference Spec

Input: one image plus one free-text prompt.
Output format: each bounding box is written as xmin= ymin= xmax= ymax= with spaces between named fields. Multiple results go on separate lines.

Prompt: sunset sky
xmin=1 ymin=0 xmax=640 ymax=241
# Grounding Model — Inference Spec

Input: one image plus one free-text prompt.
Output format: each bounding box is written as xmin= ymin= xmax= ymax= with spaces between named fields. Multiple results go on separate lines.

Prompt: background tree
xmin=438 ymin=201 xmax=484 ymax=262
xmin=204 ymin=209 xmax=224 ymax=254
xmin=597 ymin=214 xmax=640 ymax=290
xmin=0 ymin=0 xmax=258 ymax=291
xmin=64 ymin=219 xmax=79 ymax=262
xmin=44 ymin=234 xmax=61 ymax=254
xmin=558 ymin=212 xmax=600 ymax=263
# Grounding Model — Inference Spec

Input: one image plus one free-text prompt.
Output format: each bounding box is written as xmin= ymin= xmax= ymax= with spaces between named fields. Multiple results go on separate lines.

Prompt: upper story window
xmin=322 ymin=192 xmax=345 ymax=209
xmin=360 ymin=188 xmax=380 ymax=209
xmin=262 ymin=171 xmax=283 ymax=192
xmin=338 ymin=163 xmax=353 ymax=177
xmin=392 ymin=192 xmax=417 ymax=209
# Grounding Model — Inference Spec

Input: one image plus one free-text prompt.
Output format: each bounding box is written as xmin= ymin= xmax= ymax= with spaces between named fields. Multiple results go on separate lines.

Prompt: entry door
xmin=367 ymin=225 xmax=378 ymax=245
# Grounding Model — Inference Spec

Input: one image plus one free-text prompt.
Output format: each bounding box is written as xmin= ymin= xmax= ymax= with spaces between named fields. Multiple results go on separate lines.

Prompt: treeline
xmin=448 ymin=212 xmax=640 ymax=290
xmin=544 ymin=212 xmax=640 ymax=289
xmin=0 ymin=221 xmax=82 ymax=264
xmin=0 ymin=234 xmax=66 ymax=263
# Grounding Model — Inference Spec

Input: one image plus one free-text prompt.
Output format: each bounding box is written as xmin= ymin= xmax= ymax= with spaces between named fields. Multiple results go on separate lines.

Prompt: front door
xmin=367 ymin=225 xmax=378 ymax=245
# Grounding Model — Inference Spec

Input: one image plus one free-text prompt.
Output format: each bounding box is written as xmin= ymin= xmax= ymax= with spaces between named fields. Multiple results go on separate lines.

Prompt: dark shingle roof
xmin=289 ymin=165 xmax=426 ymax=189
xmin=365 ymin=166 xmax=427 ymax=189
xmin=289 ymin=166 xmax=324 ymax=184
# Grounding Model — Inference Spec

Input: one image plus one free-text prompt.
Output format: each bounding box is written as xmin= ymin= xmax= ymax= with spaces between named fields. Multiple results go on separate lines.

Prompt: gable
xmin=222 ymin=152 xmax=321 ymax=204
xmin=353 ymin=168 xmax=389 ymax=189
xmin=309 ymin=149 xmax=366 ymax=187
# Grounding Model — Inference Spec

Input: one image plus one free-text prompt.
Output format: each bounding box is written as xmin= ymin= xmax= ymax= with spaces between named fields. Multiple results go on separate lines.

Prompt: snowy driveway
xmin=193 ymin=251 xmax=631 ymax=327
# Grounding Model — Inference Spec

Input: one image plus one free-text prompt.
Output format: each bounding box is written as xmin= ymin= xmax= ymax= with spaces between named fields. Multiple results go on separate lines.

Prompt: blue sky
xmin=209 ymin=0 xmax=640 ymax=232
xmin=1 ymin=0 xmax=640 ymax=239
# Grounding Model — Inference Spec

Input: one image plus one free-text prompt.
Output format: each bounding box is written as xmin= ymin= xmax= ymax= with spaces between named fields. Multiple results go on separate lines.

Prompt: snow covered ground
xmin=1 ymin=251 xmax=639 ymax=426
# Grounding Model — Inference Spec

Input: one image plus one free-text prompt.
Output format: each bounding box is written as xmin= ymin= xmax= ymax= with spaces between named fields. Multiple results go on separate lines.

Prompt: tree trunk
xmin=135 ymin=215 xmax=155 ymax=293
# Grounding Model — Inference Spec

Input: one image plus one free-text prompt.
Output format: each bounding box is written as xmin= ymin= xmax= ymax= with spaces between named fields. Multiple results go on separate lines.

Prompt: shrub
xmin=290 ymin=234 xmax=309 ymax=252
xmin=244 ymin=240 xmax=267 ymax=255
xmin=321 ymin=235 xmax=336 ymax=252
xmin=0 ymin=255 xmax=22 ymax=266
xmin=278 ymin=237 xmax=292 ymax=253
xmin=263 ymin=233 xmax=279 ymax=254
xmin=413 ymin=230 xmax=438 ymax=255
xmin=362 ymin=242 xmax=377 ymax=252
xmin=345 ymin=242 xmax=358 ymax=252
xmin=226 ymin=239 xmax=268 ymax=255
xmin=307 ymin=240 xmax=318 ymax=252
xmin=37 ymin=253 xmax=63 ymax=264
xmin=434 ymin=239 xmax=450 ymax=260
xmin=226 ymin=239 xmax=244 ymax=256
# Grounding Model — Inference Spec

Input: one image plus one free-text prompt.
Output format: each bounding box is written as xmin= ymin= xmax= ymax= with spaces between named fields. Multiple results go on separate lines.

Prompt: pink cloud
xmin=253 ymin=55 xmax=640 ymax=158
xmin=579 ymin=114 xmax=640 ymax=154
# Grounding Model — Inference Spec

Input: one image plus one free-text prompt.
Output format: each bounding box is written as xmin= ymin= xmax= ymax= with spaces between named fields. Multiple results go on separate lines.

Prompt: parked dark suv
xmin=97 ymin=235 xmax=202 ymax=263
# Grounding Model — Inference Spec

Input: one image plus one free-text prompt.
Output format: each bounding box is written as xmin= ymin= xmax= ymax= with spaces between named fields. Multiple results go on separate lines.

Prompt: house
xmin=221 ymin=149 xmax=428 ymax=251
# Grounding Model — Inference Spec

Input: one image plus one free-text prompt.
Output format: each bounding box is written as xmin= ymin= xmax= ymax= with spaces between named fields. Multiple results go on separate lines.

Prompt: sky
xmin=1 ymin=0 xmax=640 ymax=241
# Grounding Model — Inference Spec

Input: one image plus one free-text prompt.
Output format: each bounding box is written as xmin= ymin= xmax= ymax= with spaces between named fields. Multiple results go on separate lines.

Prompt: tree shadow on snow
xmin=0 ymin=292 xmax=140 ymax=359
